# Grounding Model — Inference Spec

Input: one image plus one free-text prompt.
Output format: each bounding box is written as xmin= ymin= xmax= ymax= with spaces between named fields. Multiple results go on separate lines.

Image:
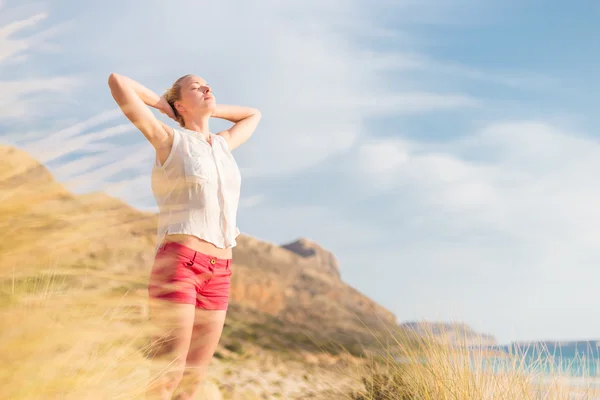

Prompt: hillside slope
xmin=0 ymin=145 xmax=397 ymax=351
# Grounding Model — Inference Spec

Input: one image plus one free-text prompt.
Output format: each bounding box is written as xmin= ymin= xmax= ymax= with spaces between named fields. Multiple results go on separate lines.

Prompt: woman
xmin=108 ymin=72 xmax=261 ymax=399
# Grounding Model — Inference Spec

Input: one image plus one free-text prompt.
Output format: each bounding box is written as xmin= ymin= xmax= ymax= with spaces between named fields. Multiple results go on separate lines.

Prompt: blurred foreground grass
xmin=0 ymin=272 xmax=155 ymax=399
xmin=0 ymin=149 xmax=164 ymax=399
xmin=3 ymin=268 xmax=600 ymax=400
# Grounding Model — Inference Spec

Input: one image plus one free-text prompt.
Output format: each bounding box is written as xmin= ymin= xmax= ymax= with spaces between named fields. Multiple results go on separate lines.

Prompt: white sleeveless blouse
xmin=150 ymin=127 xmax=242 ymax=251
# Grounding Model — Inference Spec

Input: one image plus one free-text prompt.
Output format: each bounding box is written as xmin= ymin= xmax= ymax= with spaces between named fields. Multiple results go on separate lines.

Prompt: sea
xmin=488 ymin=341 xmax=600 ymax=378
xmin=469 ymin=342 xmax=600 ymax=399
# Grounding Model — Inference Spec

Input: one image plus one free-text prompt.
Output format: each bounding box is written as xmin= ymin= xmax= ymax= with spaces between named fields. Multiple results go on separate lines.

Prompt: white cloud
xmin=358 ymin=139 xmax=411 ymax=189
xmin=6 ymin=108 xmax=148 ymax=196
xmin=1 ymin=0 xmax=498 ymax=207
xmin=60 ymin=144 xmax=153 ymax=193
xmin=24 ymin=110 xmax=122 ymax=149
xmin=362 ymin=52 xmax=552 ymax=89
xmin=46 ymin=0 xmax=485 ymax=179
xmin=0 ymin=0 xmax=490 ymax=210
xmin=355 ymin=121 xmax=600 ymax=341
xmin=239 ymin=203 xmax=383 ymax=252
xmin=0 ymin=12 xmax=47 ymax=64
xmin=0 ymin=77 xmax=79 ymax=119
xmin=346 ymin=92 xmax=481 ymax=116
xmin=102 ymin=175 xmax=153 ymax=206
xmin=239 ymin=195 xmax=265 ymax=210
xmin=33 ymin=123 xmax=135 ymax=164
xmin=0 ymin=4 xmax=79 ymax=119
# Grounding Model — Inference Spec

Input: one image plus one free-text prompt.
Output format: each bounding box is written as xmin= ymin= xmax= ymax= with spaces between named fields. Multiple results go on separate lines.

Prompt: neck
xmin=183 ymin=114 xmax=211 ymax=138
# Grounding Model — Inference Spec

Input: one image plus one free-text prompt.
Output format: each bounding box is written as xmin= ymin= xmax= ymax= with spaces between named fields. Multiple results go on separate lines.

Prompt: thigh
xmin=144 ymin=301 xmax=196 ymax=399
xmin=147 ymin=299 xmax=196 ymax=361
xmin=185 ymin=309 xmax=228 ymax=366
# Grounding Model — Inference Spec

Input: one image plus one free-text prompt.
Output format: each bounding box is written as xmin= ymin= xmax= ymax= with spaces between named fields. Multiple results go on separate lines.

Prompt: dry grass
xmin=346 ymin=325 xmax=600 ymax=400
xmin=0 ymin=275 xmax=156 ymax=400
xmin=0 ymin=149 xmax=172 ymax=399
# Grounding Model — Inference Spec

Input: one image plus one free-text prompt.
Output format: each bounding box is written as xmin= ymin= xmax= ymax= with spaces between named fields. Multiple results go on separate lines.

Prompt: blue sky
xmin=1 ymin=0 xmax=599 ymax=345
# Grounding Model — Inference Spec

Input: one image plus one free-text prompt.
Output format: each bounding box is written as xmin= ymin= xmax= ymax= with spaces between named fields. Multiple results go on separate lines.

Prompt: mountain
xmin=282 ymin=237 xmax=341 ymax=280
xmin=399 ymin=321 xmax=498 ymax=347
xmin=232 ymin=235 xmax=396 ymax=337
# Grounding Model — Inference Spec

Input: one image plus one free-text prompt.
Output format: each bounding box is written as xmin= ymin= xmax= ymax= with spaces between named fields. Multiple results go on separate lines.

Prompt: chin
xmin=196 ymin=103 xmax=215 ymax=116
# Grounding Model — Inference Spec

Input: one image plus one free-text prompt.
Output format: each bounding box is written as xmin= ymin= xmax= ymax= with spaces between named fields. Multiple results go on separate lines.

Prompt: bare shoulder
xmin=215 ymin=131 xmax=237 ymax=151
xmin=212 ymin=106 xmax=261 ymax=151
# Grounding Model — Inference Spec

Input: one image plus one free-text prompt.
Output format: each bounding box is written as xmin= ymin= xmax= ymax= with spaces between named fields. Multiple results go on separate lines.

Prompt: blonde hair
xmin=163 ymin=74 xmax=192 ymax=127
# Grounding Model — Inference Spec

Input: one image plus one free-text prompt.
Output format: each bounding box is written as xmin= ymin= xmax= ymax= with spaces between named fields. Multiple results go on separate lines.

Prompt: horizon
xmin=1 ymin=0 xmax=599 ymax=345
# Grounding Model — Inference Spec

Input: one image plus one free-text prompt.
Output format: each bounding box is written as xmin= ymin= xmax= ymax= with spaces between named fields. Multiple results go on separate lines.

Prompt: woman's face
xmin=175 ymin=75 xmax=216 ymax=118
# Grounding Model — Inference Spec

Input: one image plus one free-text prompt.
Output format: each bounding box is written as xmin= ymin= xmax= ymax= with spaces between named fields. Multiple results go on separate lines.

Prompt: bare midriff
xmin=163 ymin=234 xmax=233 ymax=259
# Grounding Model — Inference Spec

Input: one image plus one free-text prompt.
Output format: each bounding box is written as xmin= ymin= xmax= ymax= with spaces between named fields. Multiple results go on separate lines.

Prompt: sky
xmin=1 ymin=0 xmax=599 ymax=345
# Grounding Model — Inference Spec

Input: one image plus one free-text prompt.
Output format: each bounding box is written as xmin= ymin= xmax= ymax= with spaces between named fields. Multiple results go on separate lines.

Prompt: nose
xmin=202 ymin=85 xmax=211 ymax=94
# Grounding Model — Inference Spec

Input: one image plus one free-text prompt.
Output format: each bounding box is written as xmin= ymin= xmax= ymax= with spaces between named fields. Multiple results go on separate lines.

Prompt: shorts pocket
xmin=187 ymin=262 xmax=214 ymax=291
xmin=150 ymin=251 xmax=190 ymax=281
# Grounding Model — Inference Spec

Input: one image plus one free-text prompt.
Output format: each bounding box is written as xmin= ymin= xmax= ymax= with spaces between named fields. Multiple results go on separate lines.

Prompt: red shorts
xmin=148 ymin=242 xmax=233 ymax=310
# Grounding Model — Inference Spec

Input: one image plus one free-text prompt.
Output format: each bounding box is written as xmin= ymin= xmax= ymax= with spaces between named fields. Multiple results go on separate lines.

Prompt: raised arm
xmin=212 ymin=104 xmax=261 ymax=150
xmin=107 ymin=73 xmax=174 ymax=149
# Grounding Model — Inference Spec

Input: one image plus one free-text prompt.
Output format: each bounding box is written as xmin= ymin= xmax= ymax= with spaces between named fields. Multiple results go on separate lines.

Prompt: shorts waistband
xmin=158 ymin=241 xmax=232 ymax=268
